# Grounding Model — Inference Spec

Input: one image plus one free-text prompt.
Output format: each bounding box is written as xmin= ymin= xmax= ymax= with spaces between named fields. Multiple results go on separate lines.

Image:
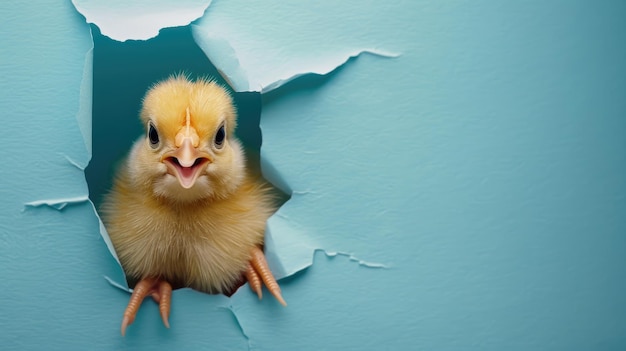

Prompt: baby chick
xmin=101 ymin=75 xmax=286 ymax=336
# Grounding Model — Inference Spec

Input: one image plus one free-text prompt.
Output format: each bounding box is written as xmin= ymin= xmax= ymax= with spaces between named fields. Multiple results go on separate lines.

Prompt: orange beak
xmin=162 ymin=127 xmax=212 ymax=189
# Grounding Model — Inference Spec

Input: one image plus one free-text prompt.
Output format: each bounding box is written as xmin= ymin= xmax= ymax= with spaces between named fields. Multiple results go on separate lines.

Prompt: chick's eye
xmin=148 ymin=123 xmax=159 ymax=148
xmin=214 ymin=125 xmax=225 ymax=149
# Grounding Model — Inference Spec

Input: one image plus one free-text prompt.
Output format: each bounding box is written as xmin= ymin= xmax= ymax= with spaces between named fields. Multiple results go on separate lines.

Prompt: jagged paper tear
xmin=71 ymin=0 xmax=212 ymax=41
xmin=192 ymin=25 xmax=398 ymax=93
xmin=24 ymin=195 xmax=90 ymax=211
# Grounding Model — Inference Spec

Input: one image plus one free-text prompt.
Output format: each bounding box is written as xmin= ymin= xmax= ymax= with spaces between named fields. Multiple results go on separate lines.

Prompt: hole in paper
xmin=85 ymin=25 xmax=288 ymax=294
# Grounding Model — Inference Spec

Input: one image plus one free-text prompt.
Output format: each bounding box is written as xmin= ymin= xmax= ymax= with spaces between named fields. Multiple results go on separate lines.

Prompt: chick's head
xmin=129 ymin=76 xmax=245 ymax=203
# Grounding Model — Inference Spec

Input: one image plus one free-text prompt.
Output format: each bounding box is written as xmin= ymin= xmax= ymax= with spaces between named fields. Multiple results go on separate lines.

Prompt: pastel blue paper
xmin=1 ymin=1 xmax=625 ymax=351
xmin=192 ymin=1 xmax=399 ymax=92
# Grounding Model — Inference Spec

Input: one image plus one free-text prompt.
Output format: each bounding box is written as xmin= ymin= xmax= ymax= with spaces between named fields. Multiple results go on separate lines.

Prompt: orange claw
xmin=249 ymin=246 xmax=287 ymax=306
xmin=120 ymin=277 xmax=172 ymax=336
xmin=156 ymin=280 xmax=172 ymax=329
xmin=121 ymin=277 xmax=156 ymax=336
xmin=245 ymin=262 xmax=263 ymax=299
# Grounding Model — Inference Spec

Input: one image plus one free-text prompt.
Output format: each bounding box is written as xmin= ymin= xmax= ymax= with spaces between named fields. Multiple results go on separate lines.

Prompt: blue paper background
xmin=1 ymin=1 xmax=625 ymax=350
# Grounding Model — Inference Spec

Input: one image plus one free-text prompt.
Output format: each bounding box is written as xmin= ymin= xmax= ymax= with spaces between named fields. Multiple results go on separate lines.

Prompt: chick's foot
xmin=245 ymin=246 xmax=287 ymax=306
xmin=121 ymin=277 xmax=172 ymax=336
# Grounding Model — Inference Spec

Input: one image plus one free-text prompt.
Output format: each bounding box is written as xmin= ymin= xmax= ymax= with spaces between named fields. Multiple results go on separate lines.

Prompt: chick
xmin=101 ymin=75 xmax=286 ymax=336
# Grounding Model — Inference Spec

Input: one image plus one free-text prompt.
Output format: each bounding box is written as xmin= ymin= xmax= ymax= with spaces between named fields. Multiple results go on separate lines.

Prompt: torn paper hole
xmin=84 ymin=24 xmax=288 ymax=293
xmin=72 ymin=1 xmax=392 ymax=301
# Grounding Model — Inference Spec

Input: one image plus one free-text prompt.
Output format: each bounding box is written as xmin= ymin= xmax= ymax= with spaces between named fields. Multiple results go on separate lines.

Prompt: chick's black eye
xmin=148 ymin=123 xmax=159 ymax=148
xmin=214 ymin=125 xmax=225 ymax=149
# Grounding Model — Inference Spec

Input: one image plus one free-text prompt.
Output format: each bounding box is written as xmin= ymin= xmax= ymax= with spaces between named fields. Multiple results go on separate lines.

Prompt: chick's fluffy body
xmin=101 ymin=77 xmax=276 ymax=294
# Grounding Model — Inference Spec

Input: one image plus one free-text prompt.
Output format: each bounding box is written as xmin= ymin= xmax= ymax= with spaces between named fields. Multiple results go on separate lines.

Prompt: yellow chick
xmin=101 ymin=75 xmax=286 ymax=336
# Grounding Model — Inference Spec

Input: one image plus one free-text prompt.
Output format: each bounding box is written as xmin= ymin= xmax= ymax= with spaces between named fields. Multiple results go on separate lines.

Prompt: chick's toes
xmin=248 ymin=246 xmax=287 ymax=306
xmin=121 ymin=278 xmax=172 ymax=336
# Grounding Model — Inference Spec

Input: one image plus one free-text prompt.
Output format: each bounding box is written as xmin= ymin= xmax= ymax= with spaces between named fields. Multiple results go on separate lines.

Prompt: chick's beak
xmin=162 ymin=133 xmax=212 ymax=189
